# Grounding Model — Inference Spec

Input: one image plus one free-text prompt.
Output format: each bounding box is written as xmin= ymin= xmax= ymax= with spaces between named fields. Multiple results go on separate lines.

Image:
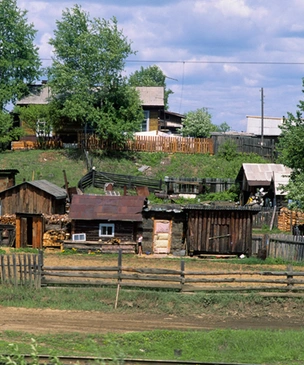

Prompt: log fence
xmin=2 ymin=251 xmax=304 ymax=293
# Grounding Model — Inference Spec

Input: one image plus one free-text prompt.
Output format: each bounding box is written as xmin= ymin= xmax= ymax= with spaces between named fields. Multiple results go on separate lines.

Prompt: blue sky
xmin=18 ymin=0 xmax=304 ymax=131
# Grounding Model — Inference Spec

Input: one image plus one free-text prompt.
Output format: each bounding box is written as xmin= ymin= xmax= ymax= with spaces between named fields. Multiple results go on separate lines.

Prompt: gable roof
xmin=136 ymin=86 xmax=164 ymax=107
xmin=0 ymin=180 xmax=67 ymax=199
xmin=69 ymin=195 xmax=146 ymax=221
xmin=16 ymin=84 xmax=50 ymax=105
xmin=238 ymin=163 xmax=291 ymax=187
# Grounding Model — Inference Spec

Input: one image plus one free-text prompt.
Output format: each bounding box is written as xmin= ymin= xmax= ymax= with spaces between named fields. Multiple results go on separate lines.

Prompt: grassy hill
xmin=0 ymin=148 xmax=267 ymax=192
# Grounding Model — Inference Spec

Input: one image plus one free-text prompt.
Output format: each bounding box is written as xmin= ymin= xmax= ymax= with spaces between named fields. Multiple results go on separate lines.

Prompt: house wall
xmin=0 ymin=185 xmax=66 ymax=215
xmin=142 ymin=211 xmax=186 ymax=254
xmin=71 ymin=219 xmax=139 ymax=242
xmin=186 ymin=209 xmax=253 ymax=255
xmin=147 ymin=108 xmax=160 ymax=131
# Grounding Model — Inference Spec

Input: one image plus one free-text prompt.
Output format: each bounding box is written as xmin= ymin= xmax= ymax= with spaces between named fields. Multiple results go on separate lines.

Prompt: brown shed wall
xmin=187 ymin=209 xmax=253 ymax=255
xmin=148 ymin=108 xmax=160 ymax=131
xmin=0 ymin=185 xmax=65 ymax=215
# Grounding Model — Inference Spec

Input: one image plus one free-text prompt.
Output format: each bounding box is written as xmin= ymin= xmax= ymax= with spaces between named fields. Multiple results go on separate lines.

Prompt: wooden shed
xmin=0 ymin=180 xmax=67 ymax=215
xmin=184 ymin=205 xmax=260 ymax=256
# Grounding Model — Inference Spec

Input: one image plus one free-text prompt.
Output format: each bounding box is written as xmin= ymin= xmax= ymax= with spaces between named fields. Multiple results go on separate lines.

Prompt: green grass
xmin=0 ymin=149 xmax=268 ymax=191
xmin=0 ymin=328 xmax=304 ymax=364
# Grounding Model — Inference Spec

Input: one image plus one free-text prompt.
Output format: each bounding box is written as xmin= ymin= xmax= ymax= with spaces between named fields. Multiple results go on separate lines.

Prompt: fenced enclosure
xmin=2 ymin=251 xmax=304 ymax=294
xmin=268 ymin=234 xmax=304 ymax=262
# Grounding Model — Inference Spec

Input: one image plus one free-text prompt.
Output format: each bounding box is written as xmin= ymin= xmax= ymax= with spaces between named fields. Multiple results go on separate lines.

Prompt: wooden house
xmin=68 ymin=195 xmax=147 ymax=253
xmin=136 ymin=86 xmax=164 ymax=132
xmin=184 ymin=205 xmax=260 ymax=256
xmin=158 ymin=110 xmax=184 ymax=134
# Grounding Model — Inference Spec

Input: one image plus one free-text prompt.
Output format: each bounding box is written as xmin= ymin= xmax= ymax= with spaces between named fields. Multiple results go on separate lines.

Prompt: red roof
xmin=69 ymin=195 xmax=146 ymax=221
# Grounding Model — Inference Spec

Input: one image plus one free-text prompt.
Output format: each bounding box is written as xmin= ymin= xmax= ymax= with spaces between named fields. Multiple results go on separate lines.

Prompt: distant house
xmin=236 ymin=163 xmax=292 ymax=207
xmin=158 ymin=110 xmax=184 ymax=134
xmin=136 ymin=86 xmax=164 ymax=132
xmin=68 ymin=195 xmax=147 ymax=250
xmin=246 ymin=115 xmax=283 ymax=138
xmin=0 ymin=169 xmax=19 ymax=193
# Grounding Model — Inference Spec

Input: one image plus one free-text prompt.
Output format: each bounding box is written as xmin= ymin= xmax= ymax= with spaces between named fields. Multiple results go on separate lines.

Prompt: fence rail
xmin=2 ymin=251 xmax=304 ymax=292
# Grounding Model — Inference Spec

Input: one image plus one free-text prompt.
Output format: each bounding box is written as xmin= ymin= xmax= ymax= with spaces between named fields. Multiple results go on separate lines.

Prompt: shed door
xmin=209 ymin=223 xmax=230 ymax=253
xmin=153 ymin=220 xmax=172 ymax=254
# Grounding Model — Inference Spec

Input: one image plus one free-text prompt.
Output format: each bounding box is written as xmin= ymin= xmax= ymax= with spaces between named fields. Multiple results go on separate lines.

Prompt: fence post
xmin=286 ymin=264 xmax=294 ymax=291
xmin=36 ymin=250 xmax=43 ymax=289
xmin=180 ymin=260 xmax=185 ymax=291
xmin=114 ymin=249 xmax=122 ymax=309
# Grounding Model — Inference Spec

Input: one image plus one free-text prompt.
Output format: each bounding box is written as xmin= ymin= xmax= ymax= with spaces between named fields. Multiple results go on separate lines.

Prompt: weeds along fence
xmin=0 ymin=252 xmax=43 ymax=288
xmin=2 ymin=251 xmax=304 ymax=293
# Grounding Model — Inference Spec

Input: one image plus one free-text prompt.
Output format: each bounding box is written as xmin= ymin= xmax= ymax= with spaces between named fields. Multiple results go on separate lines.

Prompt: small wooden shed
xmin=0 ymin=180 xmax=67 ymax=215
xmin=184 ymin=205 xmax=260 ymax=256
xmin=0 ymin=169 xmax=19 ymax=193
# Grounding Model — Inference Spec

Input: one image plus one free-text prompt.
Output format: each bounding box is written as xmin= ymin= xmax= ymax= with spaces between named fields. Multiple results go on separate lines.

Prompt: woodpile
xmin=0 ymin=214 xmax=16 ymax=225
xmin=278 ymin=207 xmax=304 ymax=232
xmin=43 ymin=214 xmax=71 ymax=225
xmin=43 ymin=230 xmax=66 ymax=250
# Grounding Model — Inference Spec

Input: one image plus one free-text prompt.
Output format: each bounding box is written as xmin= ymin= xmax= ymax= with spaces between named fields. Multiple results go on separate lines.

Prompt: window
xmin=72 ymin=233 xmax=86 ymax=241
xmin=99 ymin=223 xmax=115 ymax=237
xmin=36 ymin=119 xmax=52 ymax=137
xmin=141 ymin=110 xmax=150 ymax=131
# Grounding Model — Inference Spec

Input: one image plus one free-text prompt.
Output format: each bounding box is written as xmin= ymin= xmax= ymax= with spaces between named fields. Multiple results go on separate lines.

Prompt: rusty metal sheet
xmin=69 ymin=195 xmax=146 ymax=221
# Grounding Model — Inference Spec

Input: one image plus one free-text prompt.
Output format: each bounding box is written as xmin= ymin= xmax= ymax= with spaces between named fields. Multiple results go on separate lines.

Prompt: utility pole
xmin=260 ymin=87 xmax=264 ymax=148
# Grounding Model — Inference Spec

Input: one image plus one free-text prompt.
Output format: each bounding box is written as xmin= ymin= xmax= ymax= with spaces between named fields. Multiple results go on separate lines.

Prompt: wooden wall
xmin=0 ymin=184 xmax=66 ymax=215
xmin=71 ymin=220 xmax=138 ymax=242
xmin=186 ymin=209 xmax=254 ymax=255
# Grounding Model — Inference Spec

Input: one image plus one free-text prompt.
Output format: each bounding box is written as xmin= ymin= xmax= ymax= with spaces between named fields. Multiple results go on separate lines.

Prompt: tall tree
xmin=128 ymin=65 xmax=173 ymax=110
xmin=277 ymin=82 xmax=304 ymax=210
xmin=47 ymin=5 xmax=143 ymax=145
xmin=182 ymin=107 xmax=217 ymax=138
xmin=0 ymin=0 xmax=41 ymax=144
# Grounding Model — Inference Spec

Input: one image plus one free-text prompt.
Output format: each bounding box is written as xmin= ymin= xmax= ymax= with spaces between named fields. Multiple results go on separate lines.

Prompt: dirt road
xmin=1 ymin=306 xmax=304 ymax=334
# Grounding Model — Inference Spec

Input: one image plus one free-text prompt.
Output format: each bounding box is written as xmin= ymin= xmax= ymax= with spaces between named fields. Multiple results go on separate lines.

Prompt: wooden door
xmin=153 ymin=220 xmax=172 ymax=254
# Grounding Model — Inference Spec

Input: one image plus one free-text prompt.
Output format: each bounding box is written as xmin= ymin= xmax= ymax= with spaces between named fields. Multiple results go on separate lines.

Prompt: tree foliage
xmin=47 ymin=5 xmax=143 ymax=145
xmin=128 ymin=65 xmax=173 ymax=109
xmin=182 ymin=107 xmax=217 ymax=138
xmin=276 ymin=80 xmax=304 ymax=210
xmin=0 ymin=0 xmax=41 ymax=145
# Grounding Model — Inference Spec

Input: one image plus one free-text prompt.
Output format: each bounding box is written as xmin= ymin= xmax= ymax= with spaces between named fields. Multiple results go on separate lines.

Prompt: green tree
xmin=182 ymin=107 xmax=216 ymax=138
xmin=217 ymin=122 xmax=231 ymax=132
xmin=0 ymin=0 xmax=41 ymax=145
xmin=128 ymin=65 xmax=173 ymax=110
xmin=47 ymin=5 xmax=143 ymax=146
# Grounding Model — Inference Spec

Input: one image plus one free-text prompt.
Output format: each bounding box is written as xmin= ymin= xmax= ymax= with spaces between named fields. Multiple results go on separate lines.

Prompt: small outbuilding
xmin=0 ymin=169 xmax=19 ymax=192
xmin=236 ymin=163 xmax=292 ymax=207
xmin=0 ymin=180 xmax=67 ymax=215
xmin=184 ymin=205 xmax=260 ymax=256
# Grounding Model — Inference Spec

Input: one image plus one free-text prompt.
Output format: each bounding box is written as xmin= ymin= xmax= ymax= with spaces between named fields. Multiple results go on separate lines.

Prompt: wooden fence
xmin=268 ymin=234 xmax=304 ymax=262
xmin=0 ymin=252 xmax=43 ymax=288
xmin=78 ymin=133 xmax=214 ymax=154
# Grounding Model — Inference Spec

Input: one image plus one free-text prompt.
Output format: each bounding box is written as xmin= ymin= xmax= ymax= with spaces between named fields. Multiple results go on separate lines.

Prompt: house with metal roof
xmin=236 ymin=163 xmax=292 ymax=206
xmin=68 ymin=195 xmax=147 ymax=252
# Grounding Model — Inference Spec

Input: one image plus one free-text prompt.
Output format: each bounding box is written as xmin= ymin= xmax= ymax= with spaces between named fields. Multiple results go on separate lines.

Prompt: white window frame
xmin=36 ymin=119 xmax=53 ymax=137
xmin=72 ymin=233 xmax=86 ymax=241
xmin=141 ymin=110 xmax=150 ymax=132
xmin=99 ymin=223 xmax=115 ymax=237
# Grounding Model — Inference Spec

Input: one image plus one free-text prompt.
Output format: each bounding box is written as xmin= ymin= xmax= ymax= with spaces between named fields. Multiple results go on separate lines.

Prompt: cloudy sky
xmin=18 ymin=0 xmax=304 ymax=131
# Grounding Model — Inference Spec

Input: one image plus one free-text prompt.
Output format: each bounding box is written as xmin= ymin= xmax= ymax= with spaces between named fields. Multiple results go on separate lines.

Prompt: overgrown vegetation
xmin=1 ymin=149 xmax=267 ymax=197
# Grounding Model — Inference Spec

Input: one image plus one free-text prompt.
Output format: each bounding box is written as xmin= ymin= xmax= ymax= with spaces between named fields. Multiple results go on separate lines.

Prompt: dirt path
xmin=1 ymin=306 xmax=304 ymax=334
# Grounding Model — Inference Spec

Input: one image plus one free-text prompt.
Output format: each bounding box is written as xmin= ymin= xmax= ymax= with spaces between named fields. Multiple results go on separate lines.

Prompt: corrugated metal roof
xmin=69 ymin=195 xmax=146 ymax=221
xmin=136 ymin=86 xmax=164 ymax=106
xmin=242 ymin=163 xmax=291 ymax=186
xmin=0 ymin=179 xmax=67 ymax=199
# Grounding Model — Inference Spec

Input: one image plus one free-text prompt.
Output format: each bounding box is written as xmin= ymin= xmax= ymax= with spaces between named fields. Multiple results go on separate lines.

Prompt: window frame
xmin=99 ymin=223 xmax=115 ymax=237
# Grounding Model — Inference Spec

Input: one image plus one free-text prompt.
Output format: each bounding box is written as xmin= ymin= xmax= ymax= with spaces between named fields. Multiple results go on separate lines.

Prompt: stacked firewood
xmin=0 ymin=214 xmax=16 ymax=225
xmin=278 ymin=207 xmax=304 ymax=232
xmin=43 ymin=230 xmax=67 ymax=249
xmin=43 ymin=214 xmax=71 ymax=225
